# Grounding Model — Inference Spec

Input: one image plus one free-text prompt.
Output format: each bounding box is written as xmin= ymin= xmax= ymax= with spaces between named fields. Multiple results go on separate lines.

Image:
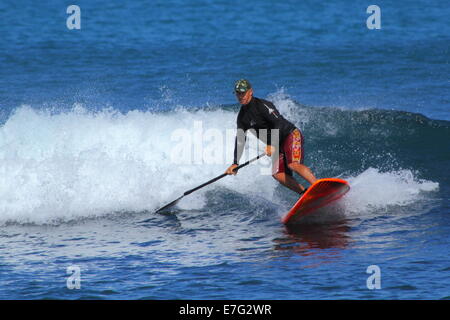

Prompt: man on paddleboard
xmin=225 ymin=79 xmax=317 ymax=195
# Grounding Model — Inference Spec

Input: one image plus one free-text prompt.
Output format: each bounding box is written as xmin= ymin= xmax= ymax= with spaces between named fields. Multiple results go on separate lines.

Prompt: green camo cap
xmin=234 ymin=79 xmax=252 ymax=93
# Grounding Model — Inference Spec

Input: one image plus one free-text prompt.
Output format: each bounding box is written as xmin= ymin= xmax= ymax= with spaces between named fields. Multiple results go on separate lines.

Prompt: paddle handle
xmin=183 ymin=153 xmax=266 ymax=196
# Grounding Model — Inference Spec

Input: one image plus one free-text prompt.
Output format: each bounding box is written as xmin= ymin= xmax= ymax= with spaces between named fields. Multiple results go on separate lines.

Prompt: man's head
xmin=234 ymin=79 xmax=253 ymax=105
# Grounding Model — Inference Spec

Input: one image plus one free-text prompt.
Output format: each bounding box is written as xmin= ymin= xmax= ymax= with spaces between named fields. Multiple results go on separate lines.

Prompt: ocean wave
xmin=0 ymin=95 xmax=445 ymax=225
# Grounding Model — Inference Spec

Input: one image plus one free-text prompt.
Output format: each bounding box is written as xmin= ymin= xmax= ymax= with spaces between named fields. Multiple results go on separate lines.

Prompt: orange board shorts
xmin=272 ymin=128 xmax=304 ymax=176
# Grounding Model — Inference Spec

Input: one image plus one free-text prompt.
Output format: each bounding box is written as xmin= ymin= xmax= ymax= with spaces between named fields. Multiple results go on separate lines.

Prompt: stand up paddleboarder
xmin=225 ymin=79 xmax=317 ymax=195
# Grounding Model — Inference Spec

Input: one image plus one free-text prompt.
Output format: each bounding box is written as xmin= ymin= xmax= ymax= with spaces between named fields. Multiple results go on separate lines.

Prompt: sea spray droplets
xmin=344 ymin=167 xmax=439 ymax=215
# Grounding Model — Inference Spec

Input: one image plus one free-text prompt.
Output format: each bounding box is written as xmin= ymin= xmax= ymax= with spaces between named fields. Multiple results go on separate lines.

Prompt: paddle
xmin=154 ymin=153 xmax=266 ymax=214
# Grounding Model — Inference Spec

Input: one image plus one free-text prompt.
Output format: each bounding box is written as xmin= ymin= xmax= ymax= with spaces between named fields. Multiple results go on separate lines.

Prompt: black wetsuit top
xmin=233 ymin=97 xmax=296 ymax=164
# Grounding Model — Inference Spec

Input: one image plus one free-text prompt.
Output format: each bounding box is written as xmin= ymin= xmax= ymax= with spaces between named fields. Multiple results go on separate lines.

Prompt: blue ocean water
xmin=0 ymin=0 xmax=449 ymax=300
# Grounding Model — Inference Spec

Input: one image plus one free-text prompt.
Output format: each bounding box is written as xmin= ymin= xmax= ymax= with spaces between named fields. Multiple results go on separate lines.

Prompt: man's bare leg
xmin=272 ymin=172 xmax=306 ymax=195
xmin=287 ymin=163 xmax=317 ymax=185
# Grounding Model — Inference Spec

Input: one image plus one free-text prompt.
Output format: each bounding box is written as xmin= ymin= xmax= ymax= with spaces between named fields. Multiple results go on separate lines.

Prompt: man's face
xmin=235 ymin=88 xmax=253 ymax=105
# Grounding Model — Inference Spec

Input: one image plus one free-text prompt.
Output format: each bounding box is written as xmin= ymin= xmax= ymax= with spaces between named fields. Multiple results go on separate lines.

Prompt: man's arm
xmin=225 ymin=125 xmax=246 ymax=175
xmin=233 ymin=127 xmax=246 ymax=165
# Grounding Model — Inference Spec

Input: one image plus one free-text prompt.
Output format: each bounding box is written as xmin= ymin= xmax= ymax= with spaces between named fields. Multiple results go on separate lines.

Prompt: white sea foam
xmin=0 ymin=104 xmax=274 ymax=224
xmin=343 ymin=167 xmax=439 ymax=216
xmin=267 ymin=88 xmax=310 ymax=127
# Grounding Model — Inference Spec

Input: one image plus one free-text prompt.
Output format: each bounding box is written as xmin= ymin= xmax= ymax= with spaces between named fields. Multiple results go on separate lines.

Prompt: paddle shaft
xmin=155 ymin=153 xmax=266 ymax=213
xmin=183 ymin=153 xmax=266 ymax=196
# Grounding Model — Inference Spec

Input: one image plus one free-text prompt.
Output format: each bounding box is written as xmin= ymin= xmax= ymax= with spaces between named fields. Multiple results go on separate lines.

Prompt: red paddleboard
xmin=282 ymin=178 xmax=350 ymax=225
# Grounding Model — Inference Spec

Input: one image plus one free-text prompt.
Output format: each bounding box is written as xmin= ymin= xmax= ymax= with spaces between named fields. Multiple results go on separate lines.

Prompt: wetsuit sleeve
xmin=233 ymin=121 xmax=246 ymax=165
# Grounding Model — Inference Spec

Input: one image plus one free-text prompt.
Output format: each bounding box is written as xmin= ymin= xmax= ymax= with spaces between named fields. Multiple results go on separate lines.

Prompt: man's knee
xmin=272 ymin=172 xmax=283 ymax=181
xmin=287 ymin=162 xmax=301 ymax=171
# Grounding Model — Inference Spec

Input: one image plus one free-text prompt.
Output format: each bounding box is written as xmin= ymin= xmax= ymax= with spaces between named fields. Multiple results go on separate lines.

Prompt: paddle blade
xmin=154 ymin=195 xmax=184 ymax=214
